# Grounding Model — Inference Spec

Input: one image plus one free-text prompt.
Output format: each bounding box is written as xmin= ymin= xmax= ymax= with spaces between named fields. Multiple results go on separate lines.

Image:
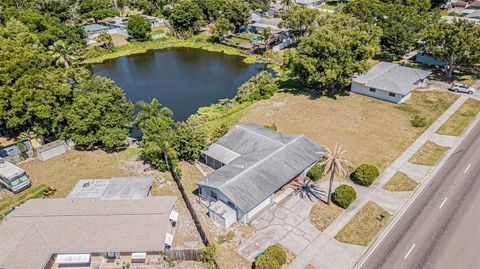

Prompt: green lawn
xmin=335 ymin=201 xmax=391 ymax=246
xmin=0 ymin=184 xmax=47 ymax=218
xmin=437 ymin=98 xmax=480 ymax=136
xmin=310 ymin=201 xmax=344 ymax=231
xmin=409 ymin=141 xmax=450 ymax=166
xmin=383 ymin=172 xmax=418 ymax=192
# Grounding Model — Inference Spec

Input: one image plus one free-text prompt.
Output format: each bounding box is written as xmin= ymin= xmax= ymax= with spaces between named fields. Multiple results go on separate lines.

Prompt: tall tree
xmin=223 ymin=0 xmax=250 ymax=31
xmin=78 ymin=0 xmax=119 ymax=23
xmin=126 ymin=15 xmax=152 ymax=40
xmin=211 ymin=17 xmax=234 ymax=41
xmin=259 ymin=27 xmax=272 ymax=50
xmin=169 ymin=0 xmax=204 ymax=37
xmin=48 ymin=40 xmax=76 ymax=68
xmin=283 ymin=13 xmax=382 ymax=91
xmin=319 ymin=145 xmax=350 ymax=205
xmin=173 ymin=121 xmax=207 ymax=161
xmin=419 ymin=19 xmax=480 ymax=78
xmin=280 ymin=5 xmax=320 ymax=40
xmin=64 ymin=76 xmax=133 ymax=149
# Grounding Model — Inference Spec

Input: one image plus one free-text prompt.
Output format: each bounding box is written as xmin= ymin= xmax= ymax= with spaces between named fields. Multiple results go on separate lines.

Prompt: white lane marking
xmin=355 ymin=113 xmax=480 ymax=269
xmin=404 ymin=244 xmax=416 ymax=260
xmin=439 ymin=197 xmax=448 ymax=209
xmin=464 ymin=164 xmax=471 ymax=174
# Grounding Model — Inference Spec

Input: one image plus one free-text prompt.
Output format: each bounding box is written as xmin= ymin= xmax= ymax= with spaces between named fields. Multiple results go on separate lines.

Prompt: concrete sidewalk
xmin=323 ymin=95 xmax=468 ymax=238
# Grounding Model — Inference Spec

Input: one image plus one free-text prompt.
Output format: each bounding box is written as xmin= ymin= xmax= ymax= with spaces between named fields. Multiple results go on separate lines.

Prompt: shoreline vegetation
xmin=83 ymin=35 xmax=262 ymax=65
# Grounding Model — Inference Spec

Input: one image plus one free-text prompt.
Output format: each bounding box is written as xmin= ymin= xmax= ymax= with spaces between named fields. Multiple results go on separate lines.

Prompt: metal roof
xmin=352 ymin=62 xmax=431 ymax=95
xmin=0 ymin=160 xmax=25 ymax=180
xmin=198 ymin=124 xmax=324 ymax=213
xmin=0 ymin=196 xmax=176 ymax=269
xmin=35 ymin=140 xmax=65 ymax=153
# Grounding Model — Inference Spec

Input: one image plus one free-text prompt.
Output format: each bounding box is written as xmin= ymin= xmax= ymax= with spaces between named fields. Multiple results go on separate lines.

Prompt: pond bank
xmin=83 ymin=35 xmax=262 ymax=65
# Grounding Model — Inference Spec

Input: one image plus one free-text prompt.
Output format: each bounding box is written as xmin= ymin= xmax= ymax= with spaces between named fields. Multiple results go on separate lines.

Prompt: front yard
xmin=409 ymin=141 xmax=450 ymax=166
xmin=237 ymin=90 xmax=458 ymax=171
xmin=437 ymin=98 xmax=480 ymax=136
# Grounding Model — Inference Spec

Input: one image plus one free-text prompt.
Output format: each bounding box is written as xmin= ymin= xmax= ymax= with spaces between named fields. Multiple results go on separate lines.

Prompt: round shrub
xmin=332 ymin=184 xmax=357 ymax=209
xmin=263 ymin=244 xmax=287 ymax=265
xmin=255 ymin=255 xmax=280 ymax=269
xmin=351 ymin=164 xmax=380 ymax=186
xmin=411 ymin=114 xmax=428 ymax=127
xmin=307 ymin=165 xmax=324 ymax=181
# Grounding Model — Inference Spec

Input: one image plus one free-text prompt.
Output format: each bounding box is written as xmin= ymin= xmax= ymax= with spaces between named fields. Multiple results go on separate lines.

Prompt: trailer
xmin=0 ymin=158 xmax=31 ymax=193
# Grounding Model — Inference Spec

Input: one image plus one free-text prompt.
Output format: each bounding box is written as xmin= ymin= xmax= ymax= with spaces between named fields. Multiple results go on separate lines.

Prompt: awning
xmin=165 ymin=233 xmax=173 ymax=247
xmin=55 ymin=253 xmax=91 ymax=264
xmin=169 ymin=210 xmax=179 ymax=222
xmin=132 ymin=252 xmax=147 ymax=260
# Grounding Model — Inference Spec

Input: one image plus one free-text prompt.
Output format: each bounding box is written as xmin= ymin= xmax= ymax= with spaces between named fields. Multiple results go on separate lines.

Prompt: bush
xmin=411 ymin=114 xmax=428 ymax=127
xmin=236 ymin=71 xmax=278 ymax=103
xmin=351 ymin=164 xmax=380 ymax=186
xmin=264 ymin=244 xmax=287 ymax=265
xmin=332 ymin=184 xmax=357 ymax=208
xmin=307 ymin=164 xmax=323 ymax=181
xmin=200 ymin=244 xmax=216 ymax=268
xmin=255 ymin=244 xmax=287 ymax=269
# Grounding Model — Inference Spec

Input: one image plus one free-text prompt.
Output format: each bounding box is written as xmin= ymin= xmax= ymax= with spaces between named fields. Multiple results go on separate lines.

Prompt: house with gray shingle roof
xmin=197 ymin=124 xmax=325 ymax=228
xmin=351 ymin=62 xmax=431 ymax=104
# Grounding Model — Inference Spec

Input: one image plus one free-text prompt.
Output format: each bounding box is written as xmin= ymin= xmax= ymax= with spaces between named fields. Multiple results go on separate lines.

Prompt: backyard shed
xmin=36 ymin=140 xmax=68 ymax=161
xmin=351 ymin=62 xmax=431 ymax=103
xmin=198 ymin=124 xmax=324 ymax=228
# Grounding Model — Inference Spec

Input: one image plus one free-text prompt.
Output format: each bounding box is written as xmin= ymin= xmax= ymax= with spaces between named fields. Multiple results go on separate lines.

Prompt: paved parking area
xmin=235 ymin=194 xmax=364 ymax=268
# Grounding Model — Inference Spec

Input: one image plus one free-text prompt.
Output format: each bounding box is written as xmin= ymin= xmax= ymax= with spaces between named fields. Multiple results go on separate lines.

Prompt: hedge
xmin=411 ymin=114 xmax=428 ymax=127
xmin=255 ymin=244 xmax=287 ymax=269
xmin=307 ymin=164 xmax=323 ymax=181
xmin=332 ymin=184 xmax=357 ymax=209
xmin=351 ymin=164 xmax=380 ymax=186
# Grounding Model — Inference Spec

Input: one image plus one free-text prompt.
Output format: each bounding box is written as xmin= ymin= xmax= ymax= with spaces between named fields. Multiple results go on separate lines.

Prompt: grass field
xmin=437 ymin=98 xmax=480 ymax=136
xmin=384 ymin=172 xmax=418 ymax=192
xmin=237 ymin=90 xmax=458 ymax=170
xmin=335 ymin=201 xmax=391 ymax=246
xmin=0 ymin=185 xmax=47 ymax=218
xmin=409 ymin=141 xmax=450 ymax=166
xmin=310 ymin=201 xmax=344 ymax=231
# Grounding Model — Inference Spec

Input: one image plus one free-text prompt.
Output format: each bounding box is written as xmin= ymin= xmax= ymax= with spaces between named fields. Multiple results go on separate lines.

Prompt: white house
xmin=351 ymin=62 xmax=431 ymax=104
xmin=197 ymin=124 xmax=325 ymax=228
xmin=295 ymin=0 xmax=325 ymax=7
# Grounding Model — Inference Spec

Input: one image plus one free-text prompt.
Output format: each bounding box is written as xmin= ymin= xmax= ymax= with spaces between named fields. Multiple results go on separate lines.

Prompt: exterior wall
xmin=351 ymin=81 xmax=409 ymax=104
xmin=201 ymin=154 xmax=224 ymax=170
xmin=245 ymin=194 xmax=274 ymax=222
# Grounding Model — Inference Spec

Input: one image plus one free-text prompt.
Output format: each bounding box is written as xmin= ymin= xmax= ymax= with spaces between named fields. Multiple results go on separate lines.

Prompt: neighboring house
xmin=470 ymin=0 xmax=480 ymax=9
xmin=415 ymin=53 xmax=447 ymax=67
xmin=0 ymin=196 xmax=178 ymax=269
xmin=197 ymin=124 xmax=325 ymax=228
xmin=0 ymin=139 xmax=33 ymax=163
xmin=295 ymin=0 xmax=325 ymax=7
xmin=351 ymin=62 xmax=431 ymax=104
xmin=249 ymin=18 xmax=294 ymax=51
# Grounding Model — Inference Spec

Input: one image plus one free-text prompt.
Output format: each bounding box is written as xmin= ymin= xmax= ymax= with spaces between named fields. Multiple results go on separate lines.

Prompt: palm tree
xmin=260 ymin=27 xmax=273 ymax=50
xmin=133 ymin=98 xmax=173 ymax=130
xmin=319 ymin=145 xmax=350 ymax=204
xmin=48 ymin=40 xmax=77 ymax=68
xmin=293 ymin=178 xmax=325 ymax=202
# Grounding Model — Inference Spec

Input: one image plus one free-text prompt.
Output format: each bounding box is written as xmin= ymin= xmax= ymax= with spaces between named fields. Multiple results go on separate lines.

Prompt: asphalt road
xmin=358 ymin=120 xmax=480 ymax=269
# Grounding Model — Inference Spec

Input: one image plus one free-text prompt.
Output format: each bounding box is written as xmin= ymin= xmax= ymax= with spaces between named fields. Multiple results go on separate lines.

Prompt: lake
xmin=90 ymin=47 xmax=268 ymax=121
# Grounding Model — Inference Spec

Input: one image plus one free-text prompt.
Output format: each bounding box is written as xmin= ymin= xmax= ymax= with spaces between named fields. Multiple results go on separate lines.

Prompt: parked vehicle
xmin=0 ymin=158 xmax=31 ymax=193
xmin=449 ymin=83 xmax=475 ymax=94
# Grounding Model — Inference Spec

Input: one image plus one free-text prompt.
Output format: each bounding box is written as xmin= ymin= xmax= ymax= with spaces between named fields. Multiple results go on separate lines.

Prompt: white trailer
xmin=0 ymin=158 xmax=31 ymax=193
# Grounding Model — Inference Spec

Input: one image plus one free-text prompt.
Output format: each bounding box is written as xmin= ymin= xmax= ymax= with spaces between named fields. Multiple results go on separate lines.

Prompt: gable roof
xmin=0 ymin=196 xmax=176 ymax=269
xmin=198 ymin=124 xmax=324 ymax=213
xmin=352 ymin=62 xmax=431 ymax=95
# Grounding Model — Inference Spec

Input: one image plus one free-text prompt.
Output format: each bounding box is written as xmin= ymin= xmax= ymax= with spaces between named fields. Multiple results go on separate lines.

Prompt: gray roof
xmin=352 ymin=62 xmax=431 ymax=95
xmin=67 ymin=176 xmax=153 ymax=199
xmin=198 ymin=124 xmax=324 ymax=213
xmin=82 ymin=23 xmax=110 ymax=33
xmin=0 ymin=196 xmax=176 ymax=269
xmin=35 ymin=140 xmax=65 ymax=153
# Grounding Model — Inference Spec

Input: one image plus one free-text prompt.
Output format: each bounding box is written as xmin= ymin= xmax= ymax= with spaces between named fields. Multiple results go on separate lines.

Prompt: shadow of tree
xmin=277 ymin=77 xmax=350 ymax=100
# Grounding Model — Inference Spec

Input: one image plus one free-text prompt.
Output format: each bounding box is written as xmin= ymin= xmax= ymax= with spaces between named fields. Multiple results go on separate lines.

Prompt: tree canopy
xmin=126 ymin=15 xmax=152 ymax=40
xmin=283 ymin=14 xmax=382 ymax=91
xmin=419 ymin=19 xmax=480 ymax=77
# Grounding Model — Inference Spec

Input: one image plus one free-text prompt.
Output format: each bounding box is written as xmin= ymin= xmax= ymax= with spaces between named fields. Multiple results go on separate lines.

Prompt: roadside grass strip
xmin=437 ymin=98 xmax=480 ymax=136
xmin=383 ymin=172 xmax=418 ymax=192
xmin=409 ymin=141 xmax=450 ymax=166
xmin=335 ymin=201 xmax=391 ymax=246
xmin=310 ymin=201 xmax=345 ymax=231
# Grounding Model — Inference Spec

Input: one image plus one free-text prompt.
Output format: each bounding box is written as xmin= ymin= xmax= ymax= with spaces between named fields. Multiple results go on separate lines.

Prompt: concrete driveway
xmin=235 ymin=193 xmax=364 ymax=268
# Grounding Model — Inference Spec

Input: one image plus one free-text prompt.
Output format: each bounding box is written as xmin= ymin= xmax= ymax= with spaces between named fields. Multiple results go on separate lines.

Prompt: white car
xmin=449 ymin=83 xmax=475 ymax=94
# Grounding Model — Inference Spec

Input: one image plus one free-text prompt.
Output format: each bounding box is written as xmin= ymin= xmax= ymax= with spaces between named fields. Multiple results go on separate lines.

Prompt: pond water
xmin=90 ymin=47 xmax=268 ymax=121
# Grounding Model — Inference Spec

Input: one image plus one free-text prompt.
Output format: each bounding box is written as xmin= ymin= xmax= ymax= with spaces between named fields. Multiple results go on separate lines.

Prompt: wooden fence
xmin=165 ymin=249 xmax=200 ymax=261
